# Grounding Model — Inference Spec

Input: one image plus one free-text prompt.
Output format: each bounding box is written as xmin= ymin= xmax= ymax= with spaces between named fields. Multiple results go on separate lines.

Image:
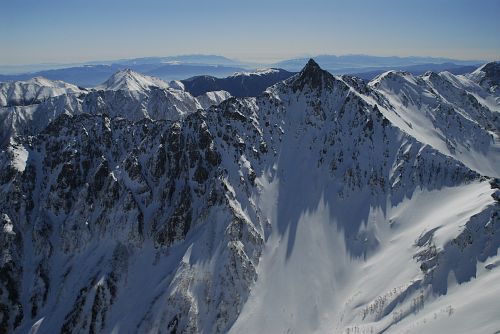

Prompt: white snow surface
xmin=231 ymin=181 xmax=497 ymax=334
xmin=195 ymin=90 xmax=231 ymax=109
xmin=0 ymin=76 xmax=84 ymax=107
xmin=168 ymin=80 xmax=185 ymax=91
xmin=368 ymin=69 xmax=500 ymax=177
xmin=95 ymin=69 xmax=170 ymax=91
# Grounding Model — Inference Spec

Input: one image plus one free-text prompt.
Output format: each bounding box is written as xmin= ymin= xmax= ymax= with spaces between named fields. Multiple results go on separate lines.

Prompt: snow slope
xmin=231 ymin=181 xmax=498 ymax=334
xmin=0 ymin=77 xmax=84 ymax=107
xmin=95 ymin=69 xmax=170 ymax=91
xmin=195 ymin=90 xmax=231 ymax=109
xmin=368 ymin=69 xmax=499 ymax=177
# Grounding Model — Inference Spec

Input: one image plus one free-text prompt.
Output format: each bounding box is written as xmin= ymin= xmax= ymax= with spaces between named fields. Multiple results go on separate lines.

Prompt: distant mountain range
xmin=0 ymin=54 xmax=484 ymax=88
xmin=0 ymin=55 xmax=240 ymax=75
xmin=274 ymin=54 xmax=482 ymax=71
xmin=0 ymin=64 xmax=247 ymax=88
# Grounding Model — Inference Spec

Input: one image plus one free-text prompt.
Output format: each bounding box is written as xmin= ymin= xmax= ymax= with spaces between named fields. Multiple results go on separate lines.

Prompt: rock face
xmin=0 ymin=60 xmax=499 ymax=334
xmin=289 ymin=58 xmax=336 ymax=92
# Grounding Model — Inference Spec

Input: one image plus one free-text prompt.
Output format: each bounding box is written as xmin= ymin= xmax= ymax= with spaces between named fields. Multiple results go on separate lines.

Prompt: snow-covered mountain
xmin=0 ymin=59 xmax=499 ymax=334
xmin=0 ymin=55 xmax=248 ymax=87
xmin=0 ymin=77 xmax=84 ymax=107
xmin=95 ymin=69 xmax=170 ymax=91
xmin=0 ymin=70 xmax=232 ymax=146
xmin=369 ymin=66 xmax=500 ymax=177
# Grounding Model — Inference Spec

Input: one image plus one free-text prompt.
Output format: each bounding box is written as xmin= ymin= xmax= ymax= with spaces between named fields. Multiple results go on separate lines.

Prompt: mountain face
xmin=467 ymin=61 xmax=500 ymax=91
xmin=369 ymin=68 xmax=500 ymax=177
xmin=181 ymin=68 xmax=295 ymax=97
xmin=0 ymin=77 xmax=85 ymax=108
xmin=195 ymin=90 xmax=231 ymax=110
xmin=0 ymin=60 xmax=499 ymax=334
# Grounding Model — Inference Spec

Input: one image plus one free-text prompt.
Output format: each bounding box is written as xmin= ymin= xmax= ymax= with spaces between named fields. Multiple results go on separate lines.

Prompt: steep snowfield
xmin=231 ymin=181 xmax=498 ymax=334
xmin=0 ymin=77 xmax=84 ymax=107
xmin=95 ymin=69 xmax=170 ymax=91
xmin=195 ymin=90 xmax=231 ymax=109
xmin=0 ymin=59 xmax=499 ymax=334
xmin=368 ymin=68 xmax=500 ymax=177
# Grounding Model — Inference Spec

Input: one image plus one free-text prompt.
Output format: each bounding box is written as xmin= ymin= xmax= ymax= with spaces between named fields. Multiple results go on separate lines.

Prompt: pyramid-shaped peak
xmin=97 ymin=69 xmax=170 ymax=91
xmin=287 ymin=58 xmax=338 ymax=92
xmin=297 ymin=58 xmax=329 ymax=79
xmin=297 ymin=59 xmax=324 ymax=79
xmin=304 ymin=58 xmax=321 ymax=70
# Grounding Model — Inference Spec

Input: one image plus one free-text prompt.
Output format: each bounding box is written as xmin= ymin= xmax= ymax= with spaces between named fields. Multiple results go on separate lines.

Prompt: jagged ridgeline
xmin=0 ymin=60 xmax=499 ymax=333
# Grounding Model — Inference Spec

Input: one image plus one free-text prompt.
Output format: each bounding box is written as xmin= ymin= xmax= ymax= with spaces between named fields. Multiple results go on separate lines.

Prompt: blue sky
xmin=1 ymin=0 xmax=499 ymax=65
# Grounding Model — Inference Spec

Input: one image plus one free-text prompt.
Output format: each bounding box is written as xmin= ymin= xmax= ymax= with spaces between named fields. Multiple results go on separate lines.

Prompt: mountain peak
xmin=288 ymin=58 xmax=337 ymax=92
xmin=304 ymin=58 xmax=321 ymax=71
xmin=298 ymin=58 xmax=324 ymax=80
xmin=97 ymin=69 xmax=170 ymax=91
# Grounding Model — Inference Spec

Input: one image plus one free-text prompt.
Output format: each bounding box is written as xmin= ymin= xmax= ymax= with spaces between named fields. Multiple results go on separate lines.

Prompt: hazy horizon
xmin=0 ymin=52 xmax=492 ymax=68
xmin=1 ymin=0 xmax=499 ymax=66
xmin=0 ymin=53 xmax=492 ymax=67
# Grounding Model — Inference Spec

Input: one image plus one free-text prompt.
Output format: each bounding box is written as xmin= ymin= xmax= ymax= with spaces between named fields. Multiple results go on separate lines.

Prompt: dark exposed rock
xmin=478 ymin=61 xmax=500 ymax=86
xmin=289 ymin=58 xmax=338 ymax=92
